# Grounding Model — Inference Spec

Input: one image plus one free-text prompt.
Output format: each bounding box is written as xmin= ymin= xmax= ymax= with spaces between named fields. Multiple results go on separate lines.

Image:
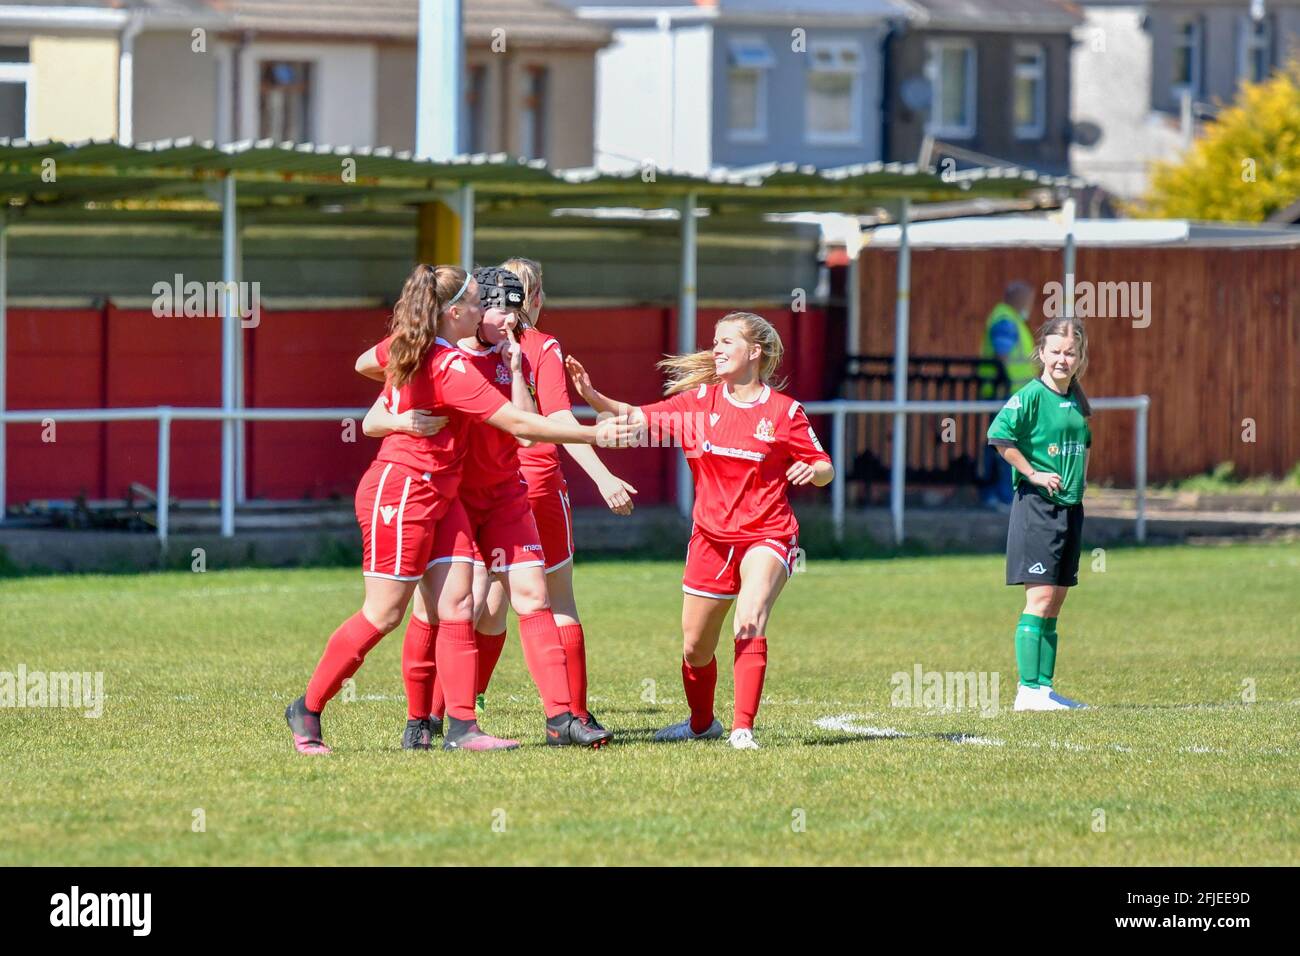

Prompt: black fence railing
xmin=840 ymin=354 xmax=1011 ymax=496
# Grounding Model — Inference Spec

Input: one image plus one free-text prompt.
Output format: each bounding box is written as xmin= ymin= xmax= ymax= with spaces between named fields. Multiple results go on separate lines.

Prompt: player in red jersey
xmin=445 ymin=257 xmax=636 ymax=735
xmin=567 ymin=311 xmax=834 ymax=749
xmin=361 ymin=267 xmax=616 ymax=748
xmin=284 ymin=264 xmax=631 ymax=755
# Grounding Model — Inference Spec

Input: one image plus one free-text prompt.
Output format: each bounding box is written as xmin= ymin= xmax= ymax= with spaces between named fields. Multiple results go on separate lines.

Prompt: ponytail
xmin=387 ymin=264 xmax=468 ymax=387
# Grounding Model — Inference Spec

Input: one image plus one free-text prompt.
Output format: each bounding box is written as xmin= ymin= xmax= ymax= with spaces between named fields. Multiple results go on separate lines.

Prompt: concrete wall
xmin=886 ymin=28 xmax=1074 ymax=173
xmin=30 ymin=35 xmax=119 ymax=141
xmin=375 ymin=44 xmax=417 ymax=152
xmin=594 ymin=26 xmax=698 ymax=171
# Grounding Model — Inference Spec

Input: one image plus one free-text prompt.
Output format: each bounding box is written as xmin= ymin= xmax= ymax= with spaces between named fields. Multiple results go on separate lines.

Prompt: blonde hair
xmin=387 ymin=264 xmax=468 ymax=388
xmin=658 ymin=311 xmax=787 ymax=397
xmin=1033 ymin=315 xmax=1091 ymax=415
xmin=501 ymin=257 xmax=544 ymax=327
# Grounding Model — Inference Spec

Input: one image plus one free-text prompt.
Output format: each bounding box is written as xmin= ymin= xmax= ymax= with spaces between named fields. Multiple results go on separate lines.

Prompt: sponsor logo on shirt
xmin=701 ymin=439 xmax=766 ymax=462
xmin=754 ymin=417 xmax=776 ymax=443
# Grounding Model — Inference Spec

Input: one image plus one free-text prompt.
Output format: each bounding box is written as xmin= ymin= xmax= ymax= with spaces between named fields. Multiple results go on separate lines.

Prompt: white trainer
xmin=728 ymin=728 xmax=760 ymax=750
xmin=653 ymin=716 xmax=725 ymax=742
xmin=1013 ymin=684 xmax=1070 ymax=712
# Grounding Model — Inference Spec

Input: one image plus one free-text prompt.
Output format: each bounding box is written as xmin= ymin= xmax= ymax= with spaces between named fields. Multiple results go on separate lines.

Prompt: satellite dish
xmin=900 ymin=75 xmax=931 ymax=112
xmin=1071 ymin=121 xmax=1102 ymax=147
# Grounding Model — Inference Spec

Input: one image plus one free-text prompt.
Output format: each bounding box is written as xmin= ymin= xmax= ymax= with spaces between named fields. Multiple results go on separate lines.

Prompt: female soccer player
xmin=284 ymin=264 xmax=630 ymax=755
xmin=462 ymin=257 xmax=637 ymax=734
xmin=361 ymin=266 xmax=615 ymax=749
xmin=566 ymin=312 xmax=834 ymax=749
xmin=986 ymin=315 xmax=1092 ymax=712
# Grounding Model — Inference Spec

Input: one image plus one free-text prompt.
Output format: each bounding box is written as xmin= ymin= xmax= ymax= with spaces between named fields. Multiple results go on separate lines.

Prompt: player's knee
xmin=437 ymin=590 xmax=474 ymax=623
xmin=364 ymin=603 xmax=406 ymax=635
xmin=683 ymin=644 xmax=714 ymax=668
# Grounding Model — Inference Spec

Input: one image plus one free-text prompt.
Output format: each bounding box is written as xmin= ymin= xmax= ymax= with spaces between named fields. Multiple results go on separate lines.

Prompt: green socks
xmin=1015 ymin=613 xmax=1044 ymax=688
xmin=1039 ymin=617 xmax=1059 ymax=687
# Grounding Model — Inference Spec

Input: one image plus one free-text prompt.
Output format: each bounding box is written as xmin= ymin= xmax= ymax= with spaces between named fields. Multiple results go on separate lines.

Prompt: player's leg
xmin=725 ymin=544 xmax=790 ymax=749
xmin=472 ymin=569 xmax=510 ymax=716
xmin=531 ymin=486 xmax=595 ymax=725
xmin=654 ymin=594 xmax=731 ymax=741
xmin=288 ymin=575 xmax=417 ymax=754
xmin=1038 ymin=504 xmax=1086 ymax=707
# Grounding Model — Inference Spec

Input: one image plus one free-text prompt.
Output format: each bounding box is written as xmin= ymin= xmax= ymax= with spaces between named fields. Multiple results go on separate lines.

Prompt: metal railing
xmin=0 ymin=396 xmax=1149 ymax=546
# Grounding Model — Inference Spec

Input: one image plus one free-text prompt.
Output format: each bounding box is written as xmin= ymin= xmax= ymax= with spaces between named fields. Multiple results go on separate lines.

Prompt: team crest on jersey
xmin=495 ymin=362 xmax=511 ymax=386
xmin=1047 ymin=443 xmax=1059 ymax=457
xmin=753 ymin=418 xmax=776 ymax=443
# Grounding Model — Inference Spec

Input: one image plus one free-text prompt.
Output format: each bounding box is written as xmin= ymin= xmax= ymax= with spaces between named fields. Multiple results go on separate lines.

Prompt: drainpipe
xmin=117 ymin=11 xmax=145 ymax=144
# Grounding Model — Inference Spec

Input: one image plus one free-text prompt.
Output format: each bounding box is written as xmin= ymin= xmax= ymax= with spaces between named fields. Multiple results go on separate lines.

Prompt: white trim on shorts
xmin=473 ymin=558 xmax=547 ymax=572
xmin=750 ymin=544 xmax=793 ymax=576
xmin=426 ymin=555 xmax=475 ymax=569
xmin=392 ymin=475 xmax=413 ymax=577
xmin=363 ymin=570 xmax=423 ymax=582
xmin=367 ymin=462 xmax=393 ymax=573
xmin=544 ymin=555 xmax=574 ymax=574
xmin=682 ymin=584 xmax=738 ymax=600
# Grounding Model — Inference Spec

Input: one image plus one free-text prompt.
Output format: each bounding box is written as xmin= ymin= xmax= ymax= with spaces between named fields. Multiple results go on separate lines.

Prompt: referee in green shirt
xmin=986 ymin=315 xmax=1093 ymax=712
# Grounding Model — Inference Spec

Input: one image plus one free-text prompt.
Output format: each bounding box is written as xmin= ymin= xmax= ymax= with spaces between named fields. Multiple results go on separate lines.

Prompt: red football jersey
xmin=372 ymin=335 xmax=508 ymax=495
xmin=640 ymin=382 xmax=829 ymax=542
xmin=516 ymin=327 xmax=571 ymax=490
xmin=456 ymin=340 xmax=532 ymax=488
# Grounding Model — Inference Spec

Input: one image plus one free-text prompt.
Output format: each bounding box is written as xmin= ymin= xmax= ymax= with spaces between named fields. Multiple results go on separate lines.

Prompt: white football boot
xmin=1045 ymin=689 xmax=1088 ymax=709
xmin=728 ymin=728 xmax=760 ymax=750
xmin=653 ymin=716 xmax=725 ymax=742
xmin=1013 ymin=684 xmax=1070 ymax=711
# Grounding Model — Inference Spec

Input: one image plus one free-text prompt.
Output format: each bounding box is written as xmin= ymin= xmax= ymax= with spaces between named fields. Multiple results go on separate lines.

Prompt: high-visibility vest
xmin=979 ymin=302 xmax=1036 ymax=396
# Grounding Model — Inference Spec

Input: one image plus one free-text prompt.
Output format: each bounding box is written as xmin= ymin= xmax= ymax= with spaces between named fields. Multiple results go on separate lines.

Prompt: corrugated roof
xmin=0 ymin=138 xmax=1078 ymax=213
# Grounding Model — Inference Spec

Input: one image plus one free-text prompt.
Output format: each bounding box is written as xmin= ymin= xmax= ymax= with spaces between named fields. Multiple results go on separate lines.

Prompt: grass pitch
xmin=1 ymin=542 xmax=1297 ymax=866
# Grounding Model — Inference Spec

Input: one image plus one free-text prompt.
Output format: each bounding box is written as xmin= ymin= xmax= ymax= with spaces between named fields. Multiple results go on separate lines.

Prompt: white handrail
xmin=0 ymin=397 xmax=1150 ymax=546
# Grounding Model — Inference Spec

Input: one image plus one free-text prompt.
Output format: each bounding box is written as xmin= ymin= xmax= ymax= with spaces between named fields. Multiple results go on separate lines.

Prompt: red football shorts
xmin=356 ymin=460 xmax=453 ymax=581
xmin=461 ymin=477 xmax=547 ymax=573
xmin=682 ymin=527 xmax=800 ymax=599
xmin=527 ymin=481 xmax=575 ymax=573
xmin=426 ymin=497 xmax=476 ymax=568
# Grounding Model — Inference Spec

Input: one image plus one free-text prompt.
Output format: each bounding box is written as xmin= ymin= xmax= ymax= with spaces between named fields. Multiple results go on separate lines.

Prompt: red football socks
xmin=682 ymin=656 xmax=718 ymax=734
xmin=401 ymin=615 xmax=437 ymax=720
xmin=732 ymin=636 xmax=768 ymax=731
xmin=558 ymin=623 xmax=588 ymax=719
xmin=305 ymin=610 xmax=384 ymax=712
xmin=518 ymin=610 xmax=571 ymax=718
xmin=476 ymin=630 xmax=508 ymax=696
xmin=435 ymin=620 xmax=479 ymax=721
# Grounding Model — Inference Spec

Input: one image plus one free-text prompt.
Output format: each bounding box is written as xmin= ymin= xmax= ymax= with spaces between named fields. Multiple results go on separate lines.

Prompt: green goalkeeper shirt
xmin=987 ymin=378 xmax=1092 ymax=506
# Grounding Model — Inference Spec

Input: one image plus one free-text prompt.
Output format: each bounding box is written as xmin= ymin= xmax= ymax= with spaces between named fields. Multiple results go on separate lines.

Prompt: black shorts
xmin=1005 ymin=483 xmax=1084 ymax=587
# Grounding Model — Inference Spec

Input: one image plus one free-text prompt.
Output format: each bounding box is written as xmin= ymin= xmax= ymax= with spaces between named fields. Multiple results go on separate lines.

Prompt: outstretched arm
xmin=547 ymin=408 xmax=638 ymax=514
xmin=486 ymin=401 xmax=637 ymax=448
xmin=565 ymin=355 xmax=644 ymax=422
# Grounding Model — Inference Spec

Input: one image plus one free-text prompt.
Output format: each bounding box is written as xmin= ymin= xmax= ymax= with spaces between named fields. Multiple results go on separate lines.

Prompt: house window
xmin=466 ymin=63 xmax=488 ymax=153
xmin=1013 ymin=44 xmax=1046 ymax=139
xmin=259 ymin=61 xmax=313 ymax=142
xmin=926 ymin=40 xmax=976 ymax=139
xmin=0 ymin=45 xmax=33 ymax=140
xmin=520 ymin=66 xmax=547 ymax=161
xmin=727 ymin=37 xmax=774 ymax=142
xmin=805 ymin=40 xmax=862 ymax=145
xmin=1237 ymin=15 xmax=1272 ymax=84
xmin=1172 ymin=20 xmax=1201 ymax=98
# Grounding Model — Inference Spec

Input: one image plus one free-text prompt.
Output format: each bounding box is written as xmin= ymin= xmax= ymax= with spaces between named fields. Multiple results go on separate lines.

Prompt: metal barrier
xmin=0 ymin=396 xmax=1149 ymax=546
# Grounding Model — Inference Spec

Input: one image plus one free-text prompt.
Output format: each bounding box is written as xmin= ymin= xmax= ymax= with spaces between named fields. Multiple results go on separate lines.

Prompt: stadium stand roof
xmin=0 ymin=138 xmax=1078 ymax=215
